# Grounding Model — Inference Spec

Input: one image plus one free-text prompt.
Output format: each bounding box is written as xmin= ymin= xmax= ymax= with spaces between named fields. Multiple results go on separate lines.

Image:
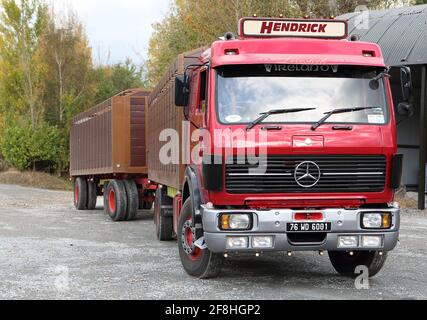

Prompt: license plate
xmin=286 ymin=222 xmax=331 ymax=232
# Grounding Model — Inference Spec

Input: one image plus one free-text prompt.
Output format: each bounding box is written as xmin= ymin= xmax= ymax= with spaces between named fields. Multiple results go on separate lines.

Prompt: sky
xmin=52 ymin=0 xmax=171 ymax=65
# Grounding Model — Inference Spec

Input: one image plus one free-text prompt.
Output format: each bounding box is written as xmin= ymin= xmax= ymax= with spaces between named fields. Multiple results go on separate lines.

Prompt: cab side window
xmin=198 ymin=69 xmax=207 ymax=114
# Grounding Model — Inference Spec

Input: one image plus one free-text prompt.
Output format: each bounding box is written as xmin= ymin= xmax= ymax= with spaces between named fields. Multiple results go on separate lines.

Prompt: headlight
xmin=362 ymin=213 xmax=392 ymax=229
xmin=220 ymin=214 xmax=252 ymax=230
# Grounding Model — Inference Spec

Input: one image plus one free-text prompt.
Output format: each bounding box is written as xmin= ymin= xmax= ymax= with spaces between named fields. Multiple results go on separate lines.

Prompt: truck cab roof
xmin=209 ymin=37 xmax=385 ymax=68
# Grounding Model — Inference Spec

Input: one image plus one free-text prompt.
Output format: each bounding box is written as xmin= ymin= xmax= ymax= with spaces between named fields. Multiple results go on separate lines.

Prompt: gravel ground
xmin=0 ymin=183 xmax=427 ymax=300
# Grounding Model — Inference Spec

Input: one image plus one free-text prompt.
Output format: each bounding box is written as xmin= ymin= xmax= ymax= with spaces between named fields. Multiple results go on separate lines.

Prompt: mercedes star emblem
xmin=294 ymin=161 xmax=321 ymax=188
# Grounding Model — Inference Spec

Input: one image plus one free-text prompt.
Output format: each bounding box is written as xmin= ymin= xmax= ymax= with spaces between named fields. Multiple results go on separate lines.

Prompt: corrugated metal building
xmin=339 ymin=4 xmax=427 ymax=209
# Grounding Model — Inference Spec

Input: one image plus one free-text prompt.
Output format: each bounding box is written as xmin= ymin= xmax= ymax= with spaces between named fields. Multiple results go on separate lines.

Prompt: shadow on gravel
xmin=216 ymin=253 xmax=357 ymax=288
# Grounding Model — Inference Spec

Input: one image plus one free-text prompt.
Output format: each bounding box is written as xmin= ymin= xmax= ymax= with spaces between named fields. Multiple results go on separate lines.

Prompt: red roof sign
xmin=239 ymin=18 xmax=348 ymax=39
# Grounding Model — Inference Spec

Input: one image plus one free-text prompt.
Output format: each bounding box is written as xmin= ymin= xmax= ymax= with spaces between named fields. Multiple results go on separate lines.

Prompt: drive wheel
xmin=104 ymin=180 xmax=127 ymax=222
xmin=87 ymin=180 xmax=98 ymax=210
xmin=328 ymin=251 xmax=388 ymax=278
xmin=154 ymin=188 xmax=173 ymax=241
xmin=123 ymin=180 xmax=139 ymax=221
xmin=74 ymin=177 xmax=87 ymax=210
xmin=178 ymin=199 xmax=223 ymax=279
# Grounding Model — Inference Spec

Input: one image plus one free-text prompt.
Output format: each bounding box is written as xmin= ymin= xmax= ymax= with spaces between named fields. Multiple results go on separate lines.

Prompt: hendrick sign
xmin=240 ymin=18 xmax=348 ymax=39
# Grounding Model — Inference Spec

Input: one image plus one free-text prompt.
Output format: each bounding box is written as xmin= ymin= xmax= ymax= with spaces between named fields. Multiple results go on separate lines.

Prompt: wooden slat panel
xmin=147 ymin=47 xmax=206 ymax=189
xmin=70 ymin=89 xmax=150 ymax=177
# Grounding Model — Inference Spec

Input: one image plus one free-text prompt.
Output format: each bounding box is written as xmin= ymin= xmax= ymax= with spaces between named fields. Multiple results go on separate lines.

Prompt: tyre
xmin=154 ymin=188 xmax=174 ymax=241
xmin=87 ymin=180 xmax=98 ymax=210
xmin=328 ymin=251 xmax=388 ymax=278
xmin=178 ymin=199 xmax=223 ymax=279
xmin=123 ymin=180 xmax=139 ymax=221
xmin=74 ymin=177 xmax=87 ymax=210
xmin=104 ymin=180 xmax=127 ymax=222
xmin=103 ymin=181 xmax=109 ymax=213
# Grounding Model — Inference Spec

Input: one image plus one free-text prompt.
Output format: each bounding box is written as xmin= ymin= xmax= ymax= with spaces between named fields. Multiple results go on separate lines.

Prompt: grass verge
xmin=0 ymin=169 xmax=71 ymax=191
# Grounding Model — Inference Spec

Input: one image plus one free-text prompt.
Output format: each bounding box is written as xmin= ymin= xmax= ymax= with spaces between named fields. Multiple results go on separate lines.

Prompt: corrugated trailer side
xmin=71 ymin=89 xmax=157 ymax=222
xmin=70 ymin=89 xmax=150 ymax=177
xmin=147 ymin=48 xmax=206 ymax=190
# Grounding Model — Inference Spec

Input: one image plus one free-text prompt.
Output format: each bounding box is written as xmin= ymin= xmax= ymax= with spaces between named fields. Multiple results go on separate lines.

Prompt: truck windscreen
xmin=216 ymin=64 xmax=388 ymax=126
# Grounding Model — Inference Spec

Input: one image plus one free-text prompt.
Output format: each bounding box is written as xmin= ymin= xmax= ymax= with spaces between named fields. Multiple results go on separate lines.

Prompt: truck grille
xmin=225 ymin=155 xmax=387 ymax=194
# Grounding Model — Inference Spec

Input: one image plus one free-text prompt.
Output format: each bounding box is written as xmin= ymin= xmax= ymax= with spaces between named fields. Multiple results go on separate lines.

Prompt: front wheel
xmin=328 ymin=251 xmax=388 ymax=278
xmin=177 ymin=199 xmax=223 ymax=279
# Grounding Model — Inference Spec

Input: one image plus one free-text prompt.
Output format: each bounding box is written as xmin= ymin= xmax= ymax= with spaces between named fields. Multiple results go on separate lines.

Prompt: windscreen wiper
xmin=246 ymin=108 xmax=316 ymax=131
xmin=311 ymin=107 xmax=379 ymax=131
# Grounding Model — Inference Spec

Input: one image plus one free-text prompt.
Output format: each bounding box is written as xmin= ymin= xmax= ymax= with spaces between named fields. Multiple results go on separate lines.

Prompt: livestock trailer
xmin=70 ymin=89 xmax=156 ymax=221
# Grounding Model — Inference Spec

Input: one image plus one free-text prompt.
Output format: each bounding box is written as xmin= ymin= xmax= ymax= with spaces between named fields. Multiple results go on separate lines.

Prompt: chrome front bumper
xmin=201 ymin=205 xmax=400 ymax=253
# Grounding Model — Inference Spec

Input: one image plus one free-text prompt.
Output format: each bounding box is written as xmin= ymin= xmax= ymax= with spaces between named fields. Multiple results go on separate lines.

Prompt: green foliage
xmin=93 ymin=59 xmax=144 ymax=103
xmin=38 ymin=13 xmax=94 ymax=129
xmin=0 ymin=121 xmax=63 ymax=171
xmin=0 ymin=0 xmax=49 ymax=126
xmin=0 ymin=1 xmax=145 ymax=174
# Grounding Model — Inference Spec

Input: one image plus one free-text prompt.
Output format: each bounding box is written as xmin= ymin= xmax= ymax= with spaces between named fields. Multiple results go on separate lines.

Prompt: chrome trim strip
xmin=323 ymin=172 xmax=384 ymax=176
xmin=228 ymin=172 xmax=384 ymax=177
xmin=228 ymin=173 xmax=293 ymax=176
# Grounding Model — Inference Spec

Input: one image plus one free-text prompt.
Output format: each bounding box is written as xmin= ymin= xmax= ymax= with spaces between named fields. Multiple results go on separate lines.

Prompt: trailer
xmin=70 ymin=89 xmax=156 ymax=221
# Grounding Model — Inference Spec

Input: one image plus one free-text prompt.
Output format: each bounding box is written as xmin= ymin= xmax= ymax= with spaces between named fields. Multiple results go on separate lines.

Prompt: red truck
xmin=71 ymin=18 xmax=413 ymax=279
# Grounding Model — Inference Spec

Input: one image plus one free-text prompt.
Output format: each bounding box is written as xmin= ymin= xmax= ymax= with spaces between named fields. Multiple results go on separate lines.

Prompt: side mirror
xmin=397 ymin=102 xmax=414 ymax=117
xmin=175 ymin=74 xmax=189 ymax=107
xmin=400 ymin=66 xmax=413 ymax=102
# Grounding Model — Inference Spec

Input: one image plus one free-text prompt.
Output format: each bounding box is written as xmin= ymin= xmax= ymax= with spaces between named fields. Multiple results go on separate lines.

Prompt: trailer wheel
xmin=104 ymin=180 xmax=127 ymax=222
xmin=74 ymin=177 xmax=88 ymax=210
xmin=328 ymin=251 xmax=388 ymax=278
xmin=154 ymin=188 xmax=173 ymax=241
xmin=87 ymin=180 xmax=98 ymax=210
xmin=178 ymin=199 xmax=223 ymax=279
xmin=123 ymin=180 xmax=139 ymax=221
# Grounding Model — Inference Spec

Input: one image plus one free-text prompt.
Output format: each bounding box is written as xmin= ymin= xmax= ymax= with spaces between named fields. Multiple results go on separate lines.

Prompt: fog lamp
xmin=220 ymin=214 xmax=252 ymax=230
xmin=362 ymin=236 xmax=383 ymax=248
xmin=252 ymin=236 xmax=274 ymax=249
xmin=338 ymin=235 xmax=358 ymax=248
xmin=362 ymin=213 xmax=392 ymax=229
xmin=226 ymin=237 xmax=249 ymax=249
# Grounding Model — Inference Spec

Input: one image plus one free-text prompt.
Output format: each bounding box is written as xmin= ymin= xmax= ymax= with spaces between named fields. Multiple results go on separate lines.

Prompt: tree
xmin=92 ymin=59 xmax=144 ymax=103
xmin=144 ymin=0 xmax=414 ymax=86
xmin=0 ymin=0 xmax=48 ymax=128
xmin=37 ymin=11 xmax=93 ymax=129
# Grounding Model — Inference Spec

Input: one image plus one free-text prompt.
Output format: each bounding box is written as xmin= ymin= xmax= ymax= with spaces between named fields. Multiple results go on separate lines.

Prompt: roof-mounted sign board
xmin=239 ymin=18 xmax=348 ymax=39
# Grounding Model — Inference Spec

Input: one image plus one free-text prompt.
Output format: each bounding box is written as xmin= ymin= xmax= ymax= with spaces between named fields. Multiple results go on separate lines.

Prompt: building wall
xmin=391 ymin=66 xmax=423 ymax=188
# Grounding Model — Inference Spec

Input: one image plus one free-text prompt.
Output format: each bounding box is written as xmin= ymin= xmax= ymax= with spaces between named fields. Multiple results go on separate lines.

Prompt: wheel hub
xmin=181 ymin=220 xmax=197 ymax=255
xmin=109 ymin=189 xmax=116 ymax=213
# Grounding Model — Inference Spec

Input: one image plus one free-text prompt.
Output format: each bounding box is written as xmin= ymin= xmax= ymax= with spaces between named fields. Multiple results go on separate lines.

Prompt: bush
xmin=0 ymin=157 xmax=8 ymax=172
xmin=0 ymin=121 xmax=64 ymax=171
